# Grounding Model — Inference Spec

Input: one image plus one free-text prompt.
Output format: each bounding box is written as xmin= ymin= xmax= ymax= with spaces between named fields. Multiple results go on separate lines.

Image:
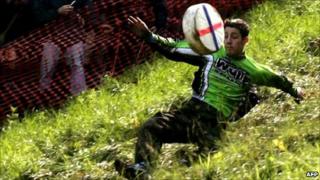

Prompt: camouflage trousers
xmin=134 ymin=98 xmax=226 ymax=169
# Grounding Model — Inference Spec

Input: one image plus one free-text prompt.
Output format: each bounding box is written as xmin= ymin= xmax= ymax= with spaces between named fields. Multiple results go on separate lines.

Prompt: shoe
xmin=114 ymin=159 xmax=150 ymax=180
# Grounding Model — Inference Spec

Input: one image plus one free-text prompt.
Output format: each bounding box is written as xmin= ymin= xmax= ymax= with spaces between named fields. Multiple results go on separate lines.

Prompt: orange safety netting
xmin=0 ymin=0 xmax=263 ymax=123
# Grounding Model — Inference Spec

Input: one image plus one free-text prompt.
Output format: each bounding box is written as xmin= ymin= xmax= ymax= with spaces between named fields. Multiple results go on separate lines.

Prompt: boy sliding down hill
xmin=114 ymin=16 xmax=304 ymax=179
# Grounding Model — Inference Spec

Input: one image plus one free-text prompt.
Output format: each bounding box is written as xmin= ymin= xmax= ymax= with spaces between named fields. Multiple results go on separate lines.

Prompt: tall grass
xmin=1 ymin=0 xmax=319 ymax=179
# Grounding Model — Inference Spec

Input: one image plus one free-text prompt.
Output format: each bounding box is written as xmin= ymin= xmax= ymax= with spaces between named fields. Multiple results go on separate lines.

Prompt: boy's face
xmin=224 ymin=27 xmax=248 ymax=57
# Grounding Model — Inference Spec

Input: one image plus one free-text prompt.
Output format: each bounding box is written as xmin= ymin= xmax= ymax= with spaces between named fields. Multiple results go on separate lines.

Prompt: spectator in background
xmin=0 ymin=0 xmax=91 ymax=45
xmin=0 ymin=0 xmax=32 ymax=45
xmin=38 ymin=0 xmax=91 ymax=95
xmin=29 ymin=0 xmax=91 ymax=28
xmin=0 ymin=47 xmax=18 ymax=69
xmin=149 ymin=0 xmax=168 ymax=31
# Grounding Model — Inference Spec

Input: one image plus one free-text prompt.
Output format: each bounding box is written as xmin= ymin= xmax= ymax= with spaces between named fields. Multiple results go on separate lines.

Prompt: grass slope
xmin=0 ymin=0 xmax=319 ymax=179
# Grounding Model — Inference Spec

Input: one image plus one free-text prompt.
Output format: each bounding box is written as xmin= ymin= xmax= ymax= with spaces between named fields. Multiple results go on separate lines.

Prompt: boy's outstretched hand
xmin=128 ymin=16 xmax=151 ymax=38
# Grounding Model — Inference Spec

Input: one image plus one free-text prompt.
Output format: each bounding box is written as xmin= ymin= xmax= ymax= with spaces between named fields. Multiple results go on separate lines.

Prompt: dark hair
xmin=224 ymin=18 xmax=250 ymax=38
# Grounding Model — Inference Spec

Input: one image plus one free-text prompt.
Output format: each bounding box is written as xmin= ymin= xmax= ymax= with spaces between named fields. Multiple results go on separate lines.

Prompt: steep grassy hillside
xmin=0 ymin=0 xmax=319 ymax=179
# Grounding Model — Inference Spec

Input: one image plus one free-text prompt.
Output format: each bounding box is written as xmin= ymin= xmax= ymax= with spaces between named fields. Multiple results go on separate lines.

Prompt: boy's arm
xmin=254 ymin=63 xmax=304 ymax=102
xmin=144 ymin=33 xmax=207 ymax=66
xmin=128 ymin=16 xmax=206 ymax=66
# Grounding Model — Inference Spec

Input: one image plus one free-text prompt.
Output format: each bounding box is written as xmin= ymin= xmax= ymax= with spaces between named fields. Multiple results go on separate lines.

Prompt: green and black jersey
xmin=145 ymin=33 xmax=299 ymax=118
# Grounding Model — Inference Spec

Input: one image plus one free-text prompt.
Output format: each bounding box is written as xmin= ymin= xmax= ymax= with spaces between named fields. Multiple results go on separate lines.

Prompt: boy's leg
xmin=134 ymin=98 xmax=222 ymax=167
xmin=134 ymin=110 xmax=192 ymax=168
xmin=115 ymin=100 xmax=196 ymax=179
xmin=115 ymin=98 xmax=223 ymax=178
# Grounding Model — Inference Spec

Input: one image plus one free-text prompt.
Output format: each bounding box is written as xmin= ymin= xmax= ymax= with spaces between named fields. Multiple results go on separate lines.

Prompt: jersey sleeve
xmin=252 ymin=62 xmax=299 ymax=98
xmin=144 ymin=33 xmax=207 ymax=66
